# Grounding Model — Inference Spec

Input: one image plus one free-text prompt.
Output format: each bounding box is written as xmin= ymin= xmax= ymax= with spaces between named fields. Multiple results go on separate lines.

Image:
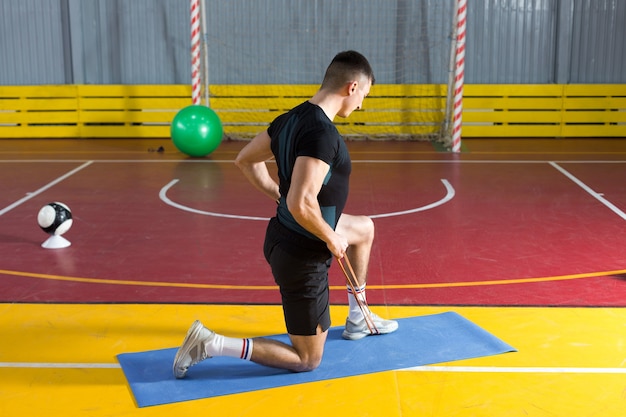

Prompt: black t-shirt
xmin=268 ymin=101 xmax=351 ymax=240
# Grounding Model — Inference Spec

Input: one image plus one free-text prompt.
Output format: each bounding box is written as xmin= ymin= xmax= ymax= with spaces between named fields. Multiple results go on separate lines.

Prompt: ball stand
xmin=42 ymin=235 xmax=71 ymax=249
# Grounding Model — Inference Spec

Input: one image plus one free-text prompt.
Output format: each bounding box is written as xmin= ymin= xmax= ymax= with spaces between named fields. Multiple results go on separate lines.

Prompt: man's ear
xmin=347 ymin=80 xmax=359 ymax=96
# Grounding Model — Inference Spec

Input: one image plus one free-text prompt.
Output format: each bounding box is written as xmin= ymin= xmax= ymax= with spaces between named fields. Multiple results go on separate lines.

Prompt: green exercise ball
xmin=171 ymin=105 xmax=223 ymax=157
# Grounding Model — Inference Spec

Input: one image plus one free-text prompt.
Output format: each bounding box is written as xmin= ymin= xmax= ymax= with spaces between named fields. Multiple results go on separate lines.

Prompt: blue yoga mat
xmin=117 ymin=312 xmax=515 ymax=407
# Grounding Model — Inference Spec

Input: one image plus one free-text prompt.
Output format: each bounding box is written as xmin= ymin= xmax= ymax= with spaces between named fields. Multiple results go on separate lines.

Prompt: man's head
xmin=321 ymin=50 xmax=375 ymax=91
xmin=321 ymin=51 xmax=375 ymax=118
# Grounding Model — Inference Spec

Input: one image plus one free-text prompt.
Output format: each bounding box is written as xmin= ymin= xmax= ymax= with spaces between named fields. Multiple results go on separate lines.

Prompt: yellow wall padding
xmin=0 ymin=84 xmax=624 ymax=139
xmin=463 ymin=84 xmax=626 ymax=138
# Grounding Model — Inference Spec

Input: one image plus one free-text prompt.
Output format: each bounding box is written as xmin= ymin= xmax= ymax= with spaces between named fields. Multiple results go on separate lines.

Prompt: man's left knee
xmin=358 ymin=215 xmax=375 ymax=240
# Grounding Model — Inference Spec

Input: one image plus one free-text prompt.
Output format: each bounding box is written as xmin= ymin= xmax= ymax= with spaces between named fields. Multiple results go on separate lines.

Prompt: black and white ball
xmin=37 ymin=202 xmax=73 ymax=236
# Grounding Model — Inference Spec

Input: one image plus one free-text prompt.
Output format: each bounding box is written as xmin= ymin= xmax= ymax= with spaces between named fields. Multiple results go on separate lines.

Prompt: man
xmin=173 ymin=50 xmax=397 ymax=378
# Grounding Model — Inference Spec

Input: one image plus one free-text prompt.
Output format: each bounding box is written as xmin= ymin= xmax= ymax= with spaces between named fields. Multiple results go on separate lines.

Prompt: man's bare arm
xmin=234 ymin=130 xmax=280 ymax=202
xmin=287 ymin=156 xmax=348 ymax=258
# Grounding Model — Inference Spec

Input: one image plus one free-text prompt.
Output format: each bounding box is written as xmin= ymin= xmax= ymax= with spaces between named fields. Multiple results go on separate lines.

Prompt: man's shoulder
xmin=271 ymin=102 xmax=338 ymax=138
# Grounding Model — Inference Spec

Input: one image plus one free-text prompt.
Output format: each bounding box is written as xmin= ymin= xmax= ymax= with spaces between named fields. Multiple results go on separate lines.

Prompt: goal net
xmin=195 ymin=0 xmax=458 ymax=144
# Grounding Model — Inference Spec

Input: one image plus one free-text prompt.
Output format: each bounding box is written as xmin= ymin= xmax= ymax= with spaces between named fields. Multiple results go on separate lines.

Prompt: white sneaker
xmin=172 ymin=320 xmax=214 ymax=378
xmin=342 ymin=313 xmax=398 ymax=340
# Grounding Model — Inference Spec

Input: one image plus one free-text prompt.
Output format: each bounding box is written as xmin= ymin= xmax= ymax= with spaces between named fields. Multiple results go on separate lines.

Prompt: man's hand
xmin=327 ymin=232 xmax=349 ymax=259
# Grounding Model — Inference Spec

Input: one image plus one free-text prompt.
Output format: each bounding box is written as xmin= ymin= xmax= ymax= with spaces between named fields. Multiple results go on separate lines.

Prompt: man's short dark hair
xmin=321 ymin=50 xmax=375 ymax=90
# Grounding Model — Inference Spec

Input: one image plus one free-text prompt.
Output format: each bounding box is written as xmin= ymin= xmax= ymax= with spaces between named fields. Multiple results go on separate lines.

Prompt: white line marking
xmin=159 ymin=179 xmax=455 ymax=221
xmin=550 ymin=162 xmax=626 ymax=221
xmin=401 ymin=365 xmax=626 ymax=374
xmin=0 ymin=362 xmax=120 ymax=369
xmin=159 ymin=179 xmax=270 ymax=221
xmin=1 ymin=362 xmax=624 ymax=374
xmin=1 ymin=159 xmax=625 ymax=164
xmin=0 ymin=161 xmax=93 ymax=217
xmin=369 ymin=179 xmax=455 ymax=219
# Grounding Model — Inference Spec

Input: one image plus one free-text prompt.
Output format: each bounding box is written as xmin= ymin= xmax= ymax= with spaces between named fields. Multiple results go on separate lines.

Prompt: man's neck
xmin=308 ymin=89 xmax=342 ymax=121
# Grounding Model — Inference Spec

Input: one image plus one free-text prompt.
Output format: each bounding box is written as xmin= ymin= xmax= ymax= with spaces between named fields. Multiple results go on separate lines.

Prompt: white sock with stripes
xmin=347 ymin=283 xmax=368 ymax=322
xmin=205 ymin=334 xmax=254 ymax=361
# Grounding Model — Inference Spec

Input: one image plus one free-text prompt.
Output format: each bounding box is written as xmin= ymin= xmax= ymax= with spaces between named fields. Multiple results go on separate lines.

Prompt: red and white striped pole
xmin=190 ymin=0 xmax=202 ymax=105
xmin=451 ymin=0 xmax=467 ymax=153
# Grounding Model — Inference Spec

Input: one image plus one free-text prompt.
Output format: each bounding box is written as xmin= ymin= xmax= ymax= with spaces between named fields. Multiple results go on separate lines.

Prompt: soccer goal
xmin=191 ymin=0 xmax=465 ymax=151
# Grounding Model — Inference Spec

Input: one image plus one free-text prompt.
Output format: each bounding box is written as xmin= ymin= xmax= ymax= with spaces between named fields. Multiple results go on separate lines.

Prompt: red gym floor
xmin=2 ymin=138 xmax=626 ymax=417
xmin=1 ymin=138 xmax=625 ymax=307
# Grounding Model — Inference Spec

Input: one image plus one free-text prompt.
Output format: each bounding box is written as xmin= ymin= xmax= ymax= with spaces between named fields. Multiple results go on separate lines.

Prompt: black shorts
xmin=263 ymin=217 xmax=333 ymax=336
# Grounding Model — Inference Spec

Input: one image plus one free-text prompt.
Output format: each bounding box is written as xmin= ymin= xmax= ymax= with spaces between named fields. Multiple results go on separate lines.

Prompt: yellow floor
xmin=1 ymin=303 xmax=625 ymax=416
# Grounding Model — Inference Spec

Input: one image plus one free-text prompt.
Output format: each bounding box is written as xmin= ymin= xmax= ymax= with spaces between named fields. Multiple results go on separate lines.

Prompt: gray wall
xmin=0 ymin=0 xmax=624 ymax=86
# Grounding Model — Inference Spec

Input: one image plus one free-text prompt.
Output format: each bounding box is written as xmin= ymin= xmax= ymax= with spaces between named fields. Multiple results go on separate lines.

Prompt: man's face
xmin=338 ymin=77 xmax=371 ymax=118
